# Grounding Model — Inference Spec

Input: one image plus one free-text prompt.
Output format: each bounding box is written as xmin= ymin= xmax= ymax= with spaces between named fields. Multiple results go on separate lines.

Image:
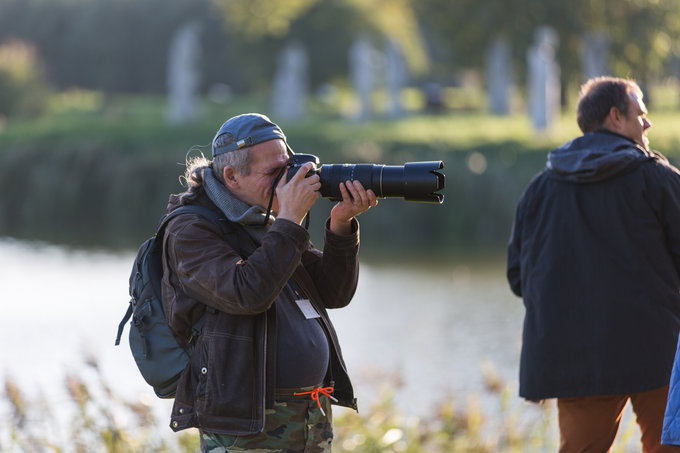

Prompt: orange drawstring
xmin=294 ymin=386 xmax=338 ymax=416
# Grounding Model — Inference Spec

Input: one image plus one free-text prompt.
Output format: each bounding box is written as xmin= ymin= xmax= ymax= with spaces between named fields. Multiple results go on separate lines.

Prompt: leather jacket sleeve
xmin=164 ymin=213 xmax=359 ymax=316
xmin=300 ymin=217 xmax=360 ymax=309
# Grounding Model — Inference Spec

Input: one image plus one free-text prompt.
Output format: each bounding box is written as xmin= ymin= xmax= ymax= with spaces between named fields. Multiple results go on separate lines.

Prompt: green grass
xmin=3 ymin=89 xmax=680 ymax=158
xmin=2 ymin=357 xmax=650 ymax=452
xmin=0 ymin=90 xmax=582 ymax=154
xmin=0 ymin=357 xmax=556 ymax=453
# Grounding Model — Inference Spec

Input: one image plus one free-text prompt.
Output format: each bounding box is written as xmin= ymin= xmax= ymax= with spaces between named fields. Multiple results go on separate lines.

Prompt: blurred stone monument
xmin=350 ymin=36 xmax=376 ymax=121
xmin=166 ymin=21 xmax=201 ymax=125
xmin=581 ymin=32 xmax=610 ymax=80
xmin=271 ymin=41 xmax=308 ymax=121
xmin=485 ymin=37 xmax=512 ymax=115
xmin=385 ymin=39 xmax=407 ymax=119
xmin=423 ymin=82 xmax=445 ymax=113
xmin=527 ymin=26 xmax=560 ymax=132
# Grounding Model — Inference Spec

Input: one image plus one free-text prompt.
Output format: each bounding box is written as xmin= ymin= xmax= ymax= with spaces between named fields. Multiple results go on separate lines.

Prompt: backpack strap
xmin=162 ymin=205 xmax=251 ymax=255
xmin=116 ymin=304 xmax=134 ymax=345
xmin=158 ymin=204 xmax=227 ymax=237
xmin=115 ymin=205 xmax=242 ymax=346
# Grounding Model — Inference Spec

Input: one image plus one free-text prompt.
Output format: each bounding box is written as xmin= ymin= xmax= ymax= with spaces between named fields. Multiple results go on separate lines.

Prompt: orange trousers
xmin=557 ymin=385 xmax=677 ymax=453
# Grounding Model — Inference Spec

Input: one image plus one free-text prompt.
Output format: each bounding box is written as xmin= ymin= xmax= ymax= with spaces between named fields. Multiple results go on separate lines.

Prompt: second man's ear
xmin=603 ymin=106 xmax=623 ymax=132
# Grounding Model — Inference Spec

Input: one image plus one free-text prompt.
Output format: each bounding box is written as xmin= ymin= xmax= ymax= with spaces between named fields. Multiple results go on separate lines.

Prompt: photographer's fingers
xmin=337 ymin=181 xmax=352 ymax=203
xmin=277 ymin=162 xmax=320 ymax=193
xmin=341 ymin=180 xmax=360 ymax=205
xmin=331 ymin=181 xmax=377 ymax=234
xmin=346 ymin=180 xmax=372 ymax=205
xmin=340 ymin=180 xmax=377 ymax=211
xmin=294 ymin=162 xmax=316 ymax=182
xmin=366 ymin=188 xmax=378 ymax=206
xmin=292 ymin=163 xmax=321 ymax=189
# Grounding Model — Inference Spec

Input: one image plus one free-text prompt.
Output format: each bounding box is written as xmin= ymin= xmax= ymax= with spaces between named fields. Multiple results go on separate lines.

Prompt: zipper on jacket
xmin=259 ymin=315 xmax=267 ymax=433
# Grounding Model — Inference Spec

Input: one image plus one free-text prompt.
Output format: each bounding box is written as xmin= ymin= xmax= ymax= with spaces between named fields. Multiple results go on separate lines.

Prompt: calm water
xmin=0 ymin=238 xmax=521 ymax=403
xmin=1 ymin=238 xmax=641 ymax=450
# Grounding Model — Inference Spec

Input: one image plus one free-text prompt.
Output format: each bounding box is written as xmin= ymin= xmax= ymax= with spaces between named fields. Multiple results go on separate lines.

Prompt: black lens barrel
xmin=286 ymin=154 xmax=445 ymax=204
xmin=318 ymin=160 xmax=445 ymax=203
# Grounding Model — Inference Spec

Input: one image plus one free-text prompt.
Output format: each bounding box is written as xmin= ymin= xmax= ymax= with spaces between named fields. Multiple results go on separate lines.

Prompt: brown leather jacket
xmin=161 ymin=194 xmax=360 ymax=435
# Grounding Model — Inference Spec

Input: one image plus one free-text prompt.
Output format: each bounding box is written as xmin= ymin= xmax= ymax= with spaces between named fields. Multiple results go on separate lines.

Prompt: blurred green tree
xmin=0 ymin=40 xmax=51 ymax=118
xmin=212 ymin=0 xmax=429 ymax=82
xmin=0 ymin=0 xmax=214 ymax=93
xmin=212 ymin=0 xmax=319 ymax=39
xmin=0 ymin=0 xmax=679 ymax=101
xmin=416 ymin=0 xmax=680 ymax=99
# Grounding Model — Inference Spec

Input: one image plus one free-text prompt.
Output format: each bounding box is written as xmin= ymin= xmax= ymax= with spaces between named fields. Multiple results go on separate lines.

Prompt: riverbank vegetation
xmin=3 ymin=355 xmax=554 ymax=452
xmin=3 ymin=356 xmax=653 ymax=452
xmin=4 ymin=91 xmax=680 ymax=257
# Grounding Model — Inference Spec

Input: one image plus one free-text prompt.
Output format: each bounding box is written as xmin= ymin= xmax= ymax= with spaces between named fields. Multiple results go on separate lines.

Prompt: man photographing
xmin=507 ymin=77 xmax=680 ymax=452
xmin=162 ymin=113 xmax=377 ymax=452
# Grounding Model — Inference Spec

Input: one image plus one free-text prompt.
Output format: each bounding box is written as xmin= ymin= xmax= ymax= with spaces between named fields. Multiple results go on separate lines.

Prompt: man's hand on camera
xmin=330 ymin=180 xmax=378 ymax=235
xmin=275 ymin=162 xmax=321 ymax=225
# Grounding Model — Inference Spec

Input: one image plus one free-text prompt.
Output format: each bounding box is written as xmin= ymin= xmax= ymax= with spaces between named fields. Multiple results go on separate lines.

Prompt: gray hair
xmin=182 ymin=148 xmax=252 ymax=189
xmin=212 ymin=147 xmax=252 ymax=183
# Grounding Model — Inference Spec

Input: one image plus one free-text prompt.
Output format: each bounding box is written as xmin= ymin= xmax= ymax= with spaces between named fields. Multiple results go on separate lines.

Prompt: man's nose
xmin=644 ymin=118 xmax=652 ymax=130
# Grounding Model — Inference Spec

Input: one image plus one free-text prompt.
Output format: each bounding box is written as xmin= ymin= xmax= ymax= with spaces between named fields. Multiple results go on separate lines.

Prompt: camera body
xmin=286 ymin=153 xmax=320 ymax=178
xmin=286 ymin=153 xmax=445 ymax=203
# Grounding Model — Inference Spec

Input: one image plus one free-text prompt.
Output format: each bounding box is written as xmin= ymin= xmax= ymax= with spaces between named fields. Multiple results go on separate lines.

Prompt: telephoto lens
xmin=287 ymin=154 xmax=445 ymax=203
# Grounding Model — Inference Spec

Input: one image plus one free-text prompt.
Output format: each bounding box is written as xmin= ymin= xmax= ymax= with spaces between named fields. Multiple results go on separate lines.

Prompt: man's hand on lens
xmin=330 ymin=180 xmax=378 ymax=235
xmin=276 ymin=162 xmax=321 ymax=225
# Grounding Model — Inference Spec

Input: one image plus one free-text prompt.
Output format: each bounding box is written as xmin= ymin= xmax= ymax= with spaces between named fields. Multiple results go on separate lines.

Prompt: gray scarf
xmin=202 ymin=167 xmax=274 ymax=245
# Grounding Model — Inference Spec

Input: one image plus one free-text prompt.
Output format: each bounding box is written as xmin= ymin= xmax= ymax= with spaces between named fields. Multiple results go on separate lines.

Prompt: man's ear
xmin=603 ymin=106 xmax=623 ymax=132
xmin=223 ymin=166 xmax=238 ymax=189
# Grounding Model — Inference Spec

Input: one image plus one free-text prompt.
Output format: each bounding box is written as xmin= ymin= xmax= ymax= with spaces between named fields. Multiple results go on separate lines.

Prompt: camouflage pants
xmin=200 ymin=390 xmax=333 ymax=453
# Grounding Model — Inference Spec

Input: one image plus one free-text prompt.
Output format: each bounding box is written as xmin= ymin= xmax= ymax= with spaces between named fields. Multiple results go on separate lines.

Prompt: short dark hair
xmin=576 ymin=76 xmax=642 ymax=133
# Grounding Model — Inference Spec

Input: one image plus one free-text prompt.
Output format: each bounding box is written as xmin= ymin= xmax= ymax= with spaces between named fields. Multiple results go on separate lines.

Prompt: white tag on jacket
xmin=295 ymin=298 xmax=320 ymax=319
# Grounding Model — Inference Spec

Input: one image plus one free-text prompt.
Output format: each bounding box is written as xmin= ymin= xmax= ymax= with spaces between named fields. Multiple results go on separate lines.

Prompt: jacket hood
xmin=547 ymin=130 xmax=652 ymax=183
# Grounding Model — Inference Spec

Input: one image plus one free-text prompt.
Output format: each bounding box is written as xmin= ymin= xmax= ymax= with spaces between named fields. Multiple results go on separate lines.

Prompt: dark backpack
xmin=115 ymin=205 xmax=232 ymax=398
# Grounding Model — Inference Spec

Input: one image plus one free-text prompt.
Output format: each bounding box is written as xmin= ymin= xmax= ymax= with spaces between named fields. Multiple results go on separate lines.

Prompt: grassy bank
xmin=4 ymin=357 xmax=655 ymax=452
xmin=2 ymin=356 xmax=556 ymax=453
xmin=2 ymin=93 xmax=680 ymax=256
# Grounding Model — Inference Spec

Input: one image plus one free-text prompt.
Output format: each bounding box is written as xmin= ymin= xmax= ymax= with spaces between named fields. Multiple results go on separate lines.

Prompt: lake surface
xmin=0 ymin=239 xmax=519 ymax=398
xmin=0 ymin=238 xmax=641 ymax=450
